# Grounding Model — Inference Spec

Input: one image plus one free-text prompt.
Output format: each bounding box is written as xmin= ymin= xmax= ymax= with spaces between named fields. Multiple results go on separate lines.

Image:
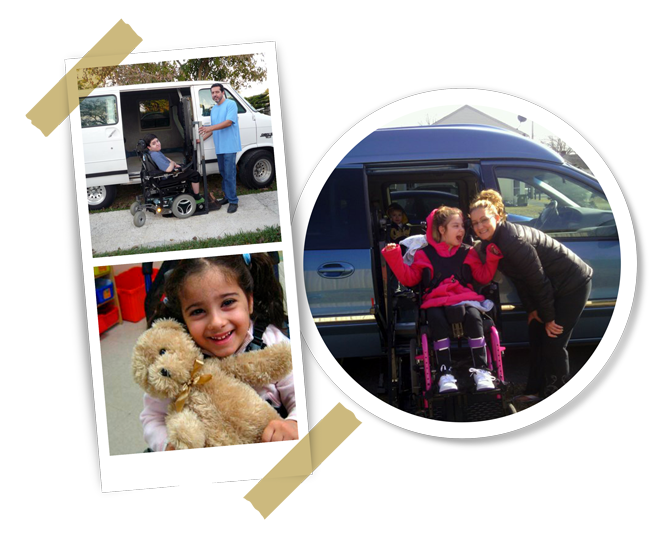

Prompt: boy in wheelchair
xmin=382 ymin=206 xmax=503 ymax=394
xmin=143 ymin=133 xmax=218 ymax=208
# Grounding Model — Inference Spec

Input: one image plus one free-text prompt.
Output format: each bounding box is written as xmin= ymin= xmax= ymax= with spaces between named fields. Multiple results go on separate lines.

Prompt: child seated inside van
xmin=382 ymin=206 xmax=502 ymax=394
xmin=144 ymin=133 xmax=220 ymax=210
xmin=385 ymin=203 xmax=411 ymax=246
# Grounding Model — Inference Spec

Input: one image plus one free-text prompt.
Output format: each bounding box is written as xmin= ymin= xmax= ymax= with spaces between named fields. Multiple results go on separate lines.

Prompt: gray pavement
xmin=90 ymin=191 xmax=280 ymax=254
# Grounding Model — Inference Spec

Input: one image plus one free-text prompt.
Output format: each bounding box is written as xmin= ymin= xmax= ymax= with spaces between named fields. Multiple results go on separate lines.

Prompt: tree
xmin=541 ymin=136 xmax=574 ymax=157
xmin=77 ymin=55 xmax=266 ymax=91
xmin=178 ymin=56 xmax=266 ymax=90
xmin=418 ymin=113 xmax=437 ymax=126
xmin=245 ymin=89 xmax=270 ymax=114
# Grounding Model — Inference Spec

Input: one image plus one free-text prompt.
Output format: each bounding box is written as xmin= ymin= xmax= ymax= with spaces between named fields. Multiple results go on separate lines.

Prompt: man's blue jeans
xmin=217 ymin=153 xmax=238 ymax=204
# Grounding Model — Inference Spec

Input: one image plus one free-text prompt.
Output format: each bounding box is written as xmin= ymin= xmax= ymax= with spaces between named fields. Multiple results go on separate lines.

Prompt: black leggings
xmin=426 ymin=306 xmax=487 ymax=368
xmin=526 ymin=280 xmax=592 ymax=394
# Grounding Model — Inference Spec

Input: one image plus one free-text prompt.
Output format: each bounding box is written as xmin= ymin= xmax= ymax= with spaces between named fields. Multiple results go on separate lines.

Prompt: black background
xmin=0 ymin=36 xmax=650 ymax=518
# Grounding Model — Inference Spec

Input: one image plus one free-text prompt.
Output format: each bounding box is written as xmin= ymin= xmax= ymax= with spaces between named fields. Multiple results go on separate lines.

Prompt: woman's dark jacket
xmin=488 ymin=221 xmax=593 ymax=323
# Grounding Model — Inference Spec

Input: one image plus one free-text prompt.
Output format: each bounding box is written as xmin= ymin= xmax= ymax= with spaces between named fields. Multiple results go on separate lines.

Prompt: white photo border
xmin=67 ymin=42 xmax=310 ymax=491
xmin=294 ymin=88 xmax=636 ymax=439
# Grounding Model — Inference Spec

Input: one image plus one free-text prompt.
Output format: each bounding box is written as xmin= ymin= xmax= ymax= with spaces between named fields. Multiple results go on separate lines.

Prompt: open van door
xmin=191 ymin=84 xmax=258 ymax=175
xmin=81 ymin=92 xmax=128 ymax=209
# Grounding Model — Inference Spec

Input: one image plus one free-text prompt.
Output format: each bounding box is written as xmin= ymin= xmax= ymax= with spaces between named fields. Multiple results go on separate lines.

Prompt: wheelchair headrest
xmin=135 ymin=139 xmax=148 ymax=155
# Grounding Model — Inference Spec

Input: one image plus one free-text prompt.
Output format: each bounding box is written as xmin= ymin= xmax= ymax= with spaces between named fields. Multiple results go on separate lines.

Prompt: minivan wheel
xmin=88 ymin=184 xmax=117 ymax=210
xmin=240 ymin=149 xmax=275 ymax=189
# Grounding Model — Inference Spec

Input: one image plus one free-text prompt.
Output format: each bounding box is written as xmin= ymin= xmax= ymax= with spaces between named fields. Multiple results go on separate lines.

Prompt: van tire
xmin=239 ymin=149 xmax=275 ymax=189
xmin=88 ymin=184 xmax=117 ymax=210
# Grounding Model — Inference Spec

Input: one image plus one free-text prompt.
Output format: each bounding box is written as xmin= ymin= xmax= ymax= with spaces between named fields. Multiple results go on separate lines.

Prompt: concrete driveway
xmin=90 ymin=192 xmax=280 ymax=254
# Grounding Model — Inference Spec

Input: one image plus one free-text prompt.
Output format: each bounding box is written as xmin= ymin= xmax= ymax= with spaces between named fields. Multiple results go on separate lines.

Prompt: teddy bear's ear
xmin=151 ymin=318 xmax=185 ymax=332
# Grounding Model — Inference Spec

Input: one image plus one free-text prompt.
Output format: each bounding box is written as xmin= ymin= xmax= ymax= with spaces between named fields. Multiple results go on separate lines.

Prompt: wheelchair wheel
xmin=133 ymin=210 xmax=146 ymax=227
xmin=409 ymin=339 xmax=420 ymax=396
xmin=171 ymin=194 xmax=196 ymax=219
xmin=130 ymin=201 xmax=139 ymax=216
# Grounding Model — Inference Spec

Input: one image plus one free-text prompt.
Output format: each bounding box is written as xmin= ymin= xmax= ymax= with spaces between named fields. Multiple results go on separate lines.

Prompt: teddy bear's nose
xmin=160 ymin=368 xmax=171 ymax=378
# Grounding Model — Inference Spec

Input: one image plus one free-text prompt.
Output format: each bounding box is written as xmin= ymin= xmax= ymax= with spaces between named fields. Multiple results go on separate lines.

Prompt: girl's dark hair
xmin=143 ymin=133 xmax=158 ymax=148
xmin=149 ymin=253 xmax=287 ymax=330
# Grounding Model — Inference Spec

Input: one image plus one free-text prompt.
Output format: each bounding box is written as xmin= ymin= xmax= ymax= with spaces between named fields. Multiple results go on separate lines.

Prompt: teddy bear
xmin=132 ymin=318 xmax=293 ymax=449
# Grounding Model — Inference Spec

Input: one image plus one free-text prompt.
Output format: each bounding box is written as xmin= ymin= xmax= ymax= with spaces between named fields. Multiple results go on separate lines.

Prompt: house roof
xmin=434 ymin=105 xmax=528 ymax=136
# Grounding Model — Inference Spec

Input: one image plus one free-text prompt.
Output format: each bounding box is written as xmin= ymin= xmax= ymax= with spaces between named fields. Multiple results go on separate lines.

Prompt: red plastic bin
xmin=98 ymin=305 xmax=119 ymax=334
xmin=115 ymin=267 xmax=159 ymax=322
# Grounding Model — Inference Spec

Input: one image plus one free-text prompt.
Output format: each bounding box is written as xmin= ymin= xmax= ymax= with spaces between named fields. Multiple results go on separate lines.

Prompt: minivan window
xmin=199 ymin=89 xmax=246 ymax=116
xmin=139 ymin=99 xmax=170 ymax=130
xmin=496 ymin=166 xmax=616 ymax=239
xmin=388 ymin=183 xmax=461 ymax=225
xmin=79 ymin=95 xmax=118 ymax=128
xmin=306 ymin=168 xmax=370 ymax=250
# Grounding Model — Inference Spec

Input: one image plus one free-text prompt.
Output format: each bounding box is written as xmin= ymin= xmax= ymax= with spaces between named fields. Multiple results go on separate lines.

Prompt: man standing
xmin=199 ymin=83 xmax=242 ymax=214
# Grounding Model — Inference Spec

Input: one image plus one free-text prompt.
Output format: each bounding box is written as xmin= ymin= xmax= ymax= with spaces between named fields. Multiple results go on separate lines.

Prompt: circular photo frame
xmin=294 ymin=88 xmax=636 ymax=439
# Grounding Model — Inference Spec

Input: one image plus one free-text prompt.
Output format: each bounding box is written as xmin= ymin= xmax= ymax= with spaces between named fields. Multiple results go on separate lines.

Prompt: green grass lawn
xmin=92 ymin=225 xmax=282 ymax=257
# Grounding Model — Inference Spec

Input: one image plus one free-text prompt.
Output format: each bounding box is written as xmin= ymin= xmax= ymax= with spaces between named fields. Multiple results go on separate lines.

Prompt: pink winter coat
xmin=381 ymin=210 xmax=501 ymax=309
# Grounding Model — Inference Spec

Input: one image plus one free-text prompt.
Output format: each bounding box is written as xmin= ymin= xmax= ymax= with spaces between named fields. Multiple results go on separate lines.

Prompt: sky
xmin=383 ymin=104 xmax=558 ymax=144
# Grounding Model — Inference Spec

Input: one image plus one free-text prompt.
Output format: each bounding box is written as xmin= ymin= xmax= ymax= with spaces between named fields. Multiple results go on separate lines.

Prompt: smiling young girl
xmin=382 ymin=206 xmax=502 ymax=394
xmin=140 ymin=254 xmax=297 ymax=451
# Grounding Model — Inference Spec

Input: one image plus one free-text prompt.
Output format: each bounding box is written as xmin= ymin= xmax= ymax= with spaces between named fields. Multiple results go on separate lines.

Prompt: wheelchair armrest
xmin=479 ymin=282 xmax=501 ymax=308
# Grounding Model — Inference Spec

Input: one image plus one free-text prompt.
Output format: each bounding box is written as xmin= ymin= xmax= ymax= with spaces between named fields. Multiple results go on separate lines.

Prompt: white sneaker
xmin=470 ymin=368 xmax=497 ymax=391
xmin=438 ymin=373 xmax=458 ymax=394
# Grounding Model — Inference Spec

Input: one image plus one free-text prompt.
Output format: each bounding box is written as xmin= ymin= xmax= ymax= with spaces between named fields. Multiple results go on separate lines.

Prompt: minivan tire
xmin=88 ymin=184 xmax=117 ymax=210
xmin=239 ymin=149 xmax=275 ymax=189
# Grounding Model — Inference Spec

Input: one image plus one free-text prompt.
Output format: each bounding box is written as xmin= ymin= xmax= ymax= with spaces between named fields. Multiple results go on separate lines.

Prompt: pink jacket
xmin=382 ymin=209 xmax=501 ymax=309
xmin=139 ymin=323 xmax=295 ymax=452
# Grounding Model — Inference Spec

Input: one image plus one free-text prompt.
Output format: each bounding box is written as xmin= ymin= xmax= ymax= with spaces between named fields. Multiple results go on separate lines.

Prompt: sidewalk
xmin=90 ymin=192 xmax=279 ymax=254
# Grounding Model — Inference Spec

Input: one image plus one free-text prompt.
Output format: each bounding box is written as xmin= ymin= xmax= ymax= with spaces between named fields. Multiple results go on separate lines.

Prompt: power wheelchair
xmin=130 ymin=139 xmax=207 ymax=227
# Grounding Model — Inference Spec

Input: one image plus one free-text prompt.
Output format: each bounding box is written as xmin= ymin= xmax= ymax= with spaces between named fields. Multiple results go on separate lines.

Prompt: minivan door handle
xmin=317 ymin=262 xmax=355 ymax=279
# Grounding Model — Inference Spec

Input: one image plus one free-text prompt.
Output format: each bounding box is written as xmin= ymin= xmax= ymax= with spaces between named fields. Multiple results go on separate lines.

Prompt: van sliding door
xmin=304 ymin=165 xmax=382 ymax=359
xmin=191 ymin=85 xmax=257 ymax=175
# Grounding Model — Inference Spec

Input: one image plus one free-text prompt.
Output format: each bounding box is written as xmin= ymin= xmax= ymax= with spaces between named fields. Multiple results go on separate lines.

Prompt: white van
xmin=79 ymin=81 xmax=275 ymax=209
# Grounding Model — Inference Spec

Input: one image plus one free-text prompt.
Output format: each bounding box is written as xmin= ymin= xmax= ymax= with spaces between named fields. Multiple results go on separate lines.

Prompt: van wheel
xmin=133 ymin=211 xmax=146 ymax=227
xmin=240 ymin=150 xmax=275 ymax=189
xmin=171 ymin=194 xmax=196 ymax=218
xmin=88 ymin=185 xmax=117 ymax=210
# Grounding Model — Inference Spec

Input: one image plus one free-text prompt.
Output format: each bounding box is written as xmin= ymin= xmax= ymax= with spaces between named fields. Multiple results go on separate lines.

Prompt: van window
xmin=79 ymin=95 xmax=118 ymax=128
xmin=388 ymin=183 xmax=460 ymax=225
xmin=139 ymin=99 xmax=170 ymax=130
xmin=199 ymin=89 xmax=246 ymax=116
xmin=496 ymin=167 xmax=617 ymax=239
xmin=306 ymin=168 xmax=370 ymax=250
